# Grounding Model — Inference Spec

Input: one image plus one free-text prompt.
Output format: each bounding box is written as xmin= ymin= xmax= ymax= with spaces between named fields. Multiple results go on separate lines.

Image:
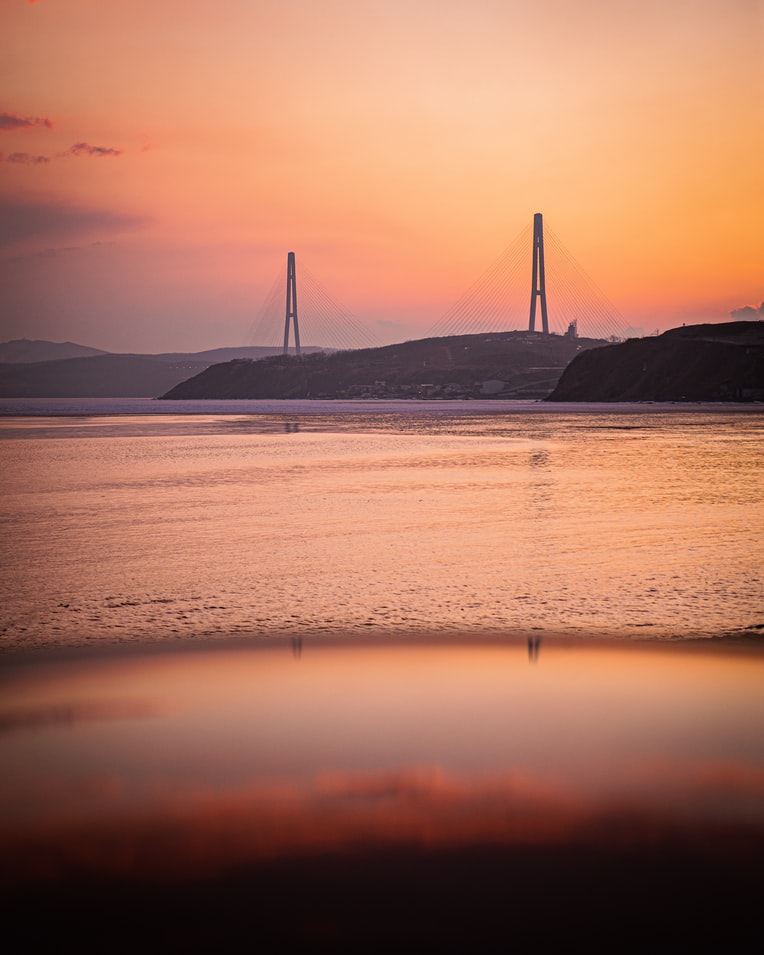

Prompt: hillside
xmin=160 ymin=332 xmax=608 ymax=400
xmin=547 ymin=322 xmax=764 ymax=401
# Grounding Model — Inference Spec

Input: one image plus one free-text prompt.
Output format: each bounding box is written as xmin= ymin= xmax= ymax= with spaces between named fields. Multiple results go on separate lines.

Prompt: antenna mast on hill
xmin=528 ymin=213 xmax=549 ymax=335
xmin=283 ymin=251 xmax=301 ymax=356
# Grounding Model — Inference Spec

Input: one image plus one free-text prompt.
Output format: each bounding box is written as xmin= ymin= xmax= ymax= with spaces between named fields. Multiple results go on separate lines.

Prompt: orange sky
xmin=2 ymin=0 xmax=762 ymax=351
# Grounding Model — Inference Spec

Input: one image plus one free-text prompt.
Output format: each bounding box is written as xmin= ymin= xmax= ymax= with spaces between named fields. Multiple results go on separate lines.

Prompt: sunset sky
xmin=2 ymin=0 xmax=762 ymax=352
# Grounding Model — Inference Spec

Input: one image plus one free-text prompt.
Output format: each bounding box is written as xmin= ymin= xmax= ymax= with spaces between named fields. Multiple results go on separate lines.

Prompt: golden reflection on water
xmin=2 ymin=638 xmax=763 ymax=884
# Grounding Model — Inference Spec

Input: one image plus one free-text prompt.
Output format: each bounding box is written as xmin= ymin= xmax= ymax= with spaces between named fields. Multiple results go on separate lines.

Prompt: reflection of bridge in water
xmin=248 ymin=213 xmax=629 ymax=353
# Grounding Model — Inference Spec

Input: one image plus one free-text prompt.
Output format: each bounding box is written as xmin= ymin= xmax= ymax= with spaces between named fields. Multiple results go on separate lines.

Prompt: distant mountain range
xmin=0 ymin=340 xmax=321 ymax=398
xmin=0 ymin=339 xmax=320 ymax=365
xmin=0 ymin=339 xmax=110 ymax=364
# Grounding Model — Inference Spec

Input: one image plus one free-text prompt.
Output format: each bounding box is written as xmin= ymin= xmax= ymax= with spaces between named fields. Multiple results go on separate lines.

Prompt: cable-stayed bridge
xmin=247 ymin=252 xmax=380 ymax=353
xmin=247 ymin=215 xmax=629 ymax=352
xmin=429 ymin=214 xmax=627 ymax=341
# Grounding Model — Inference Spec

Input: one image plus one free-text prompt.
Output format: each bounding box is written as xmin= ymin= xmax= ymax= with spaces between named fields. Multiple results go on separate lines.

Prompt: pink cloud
xmin=4 ymin=151 xmax=50 ymax=165
xmin=68 ymin=142 xmax=123 ymax=158
xmin=0 ymin=111 xmax=53 ymax=132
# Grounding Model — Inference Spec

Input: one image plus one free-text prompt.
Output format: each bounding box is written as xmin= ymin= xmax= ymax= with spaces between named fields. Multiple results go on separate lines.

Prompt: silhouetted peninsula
xmin=546 ymin=322 xmax=764 ymax=401
xmin=159 ymin=332 xmax=608 ymax=400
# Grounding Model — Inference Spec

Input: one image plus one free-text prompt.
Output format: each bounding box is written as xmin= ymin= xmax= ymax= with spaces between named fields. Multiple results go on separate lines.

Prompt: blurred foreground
xmin=2 ymin=636 xmax=762 ymax=950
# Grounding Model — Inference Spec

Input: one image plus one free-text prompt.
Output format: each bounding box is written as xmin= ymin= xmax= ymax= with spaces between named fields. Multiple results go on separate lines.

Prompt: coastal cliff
xmin=546 ymin=322 xmax=764 ymax=402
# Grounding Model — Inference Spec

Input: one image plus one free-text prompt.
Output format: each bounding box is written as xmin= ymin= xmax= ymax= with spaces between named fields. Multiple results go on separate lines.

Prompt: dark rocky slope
xmin=547 ymin=322 xmax=764 ymax=402
xmin=160 ymin=331 xmax=607 ymax=400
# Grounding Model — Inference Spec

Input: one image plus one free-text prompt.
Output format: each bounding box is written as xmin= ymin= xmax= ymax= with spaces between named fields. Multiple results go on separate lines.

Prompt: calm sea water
xmin=1 ymin=399 xmax=761 ymax=650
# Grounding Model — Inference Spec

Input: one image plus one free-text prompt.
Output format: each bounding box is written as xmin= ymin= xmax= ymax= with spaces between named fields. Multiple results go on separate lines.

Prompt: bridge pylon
xmin=283 ymin=251 xmax=301 ymax=356
xmin=528 ymin=212 xmax=549 ymax=335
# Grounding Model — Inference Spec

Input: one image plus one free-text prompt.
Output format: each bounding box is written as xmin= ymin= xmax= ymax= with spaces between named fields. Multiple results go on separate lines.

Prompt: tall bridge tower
xmin=283 ymin=251 xmax=301 ymax=356
xmin=528 ymin=212 xmax=549 ymax=335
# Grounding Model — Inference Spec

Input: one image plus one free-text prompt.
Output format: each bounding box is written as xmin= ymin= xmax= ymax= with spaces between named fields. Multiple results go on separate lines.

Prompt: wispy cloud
xmin=7 ymin=240 xmax=115 ymax=265
xmin=68 ymin=142 xmax=123 ymax=158
xmin=0 ymin=111 xmax=53 ymax=132
xmin=0 ymin=197 xmax=149 ymax=246
xmin=2 ymin=142 xmax=127 ymax=165
xmin=3 ymin=152 xmax=50 ymax=165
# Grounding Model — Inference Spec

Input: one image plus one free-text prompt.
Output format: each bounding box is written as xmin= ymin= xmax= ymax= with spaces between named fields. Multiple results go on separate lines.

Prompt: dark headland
xmin=160 ymin=331 xmax=607 ymax=400
xmin=547 ymin=321 xmax=764 ymax=401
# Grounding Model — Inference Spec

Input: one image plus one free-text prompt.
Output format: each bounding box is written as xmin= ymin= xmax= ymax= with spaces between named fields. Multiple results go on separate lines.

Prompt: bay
xmin=1 ymin=399 xmax=761 ymax=651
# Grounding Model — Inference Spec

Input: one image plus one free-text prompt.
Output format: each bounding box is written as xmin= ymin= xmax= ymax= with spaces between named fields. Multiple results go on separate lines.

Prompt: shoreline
xmin=2 ymin=624 xmax=762 ymax=668
xmin=2 ymin=395 xmax=764 ymax=418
